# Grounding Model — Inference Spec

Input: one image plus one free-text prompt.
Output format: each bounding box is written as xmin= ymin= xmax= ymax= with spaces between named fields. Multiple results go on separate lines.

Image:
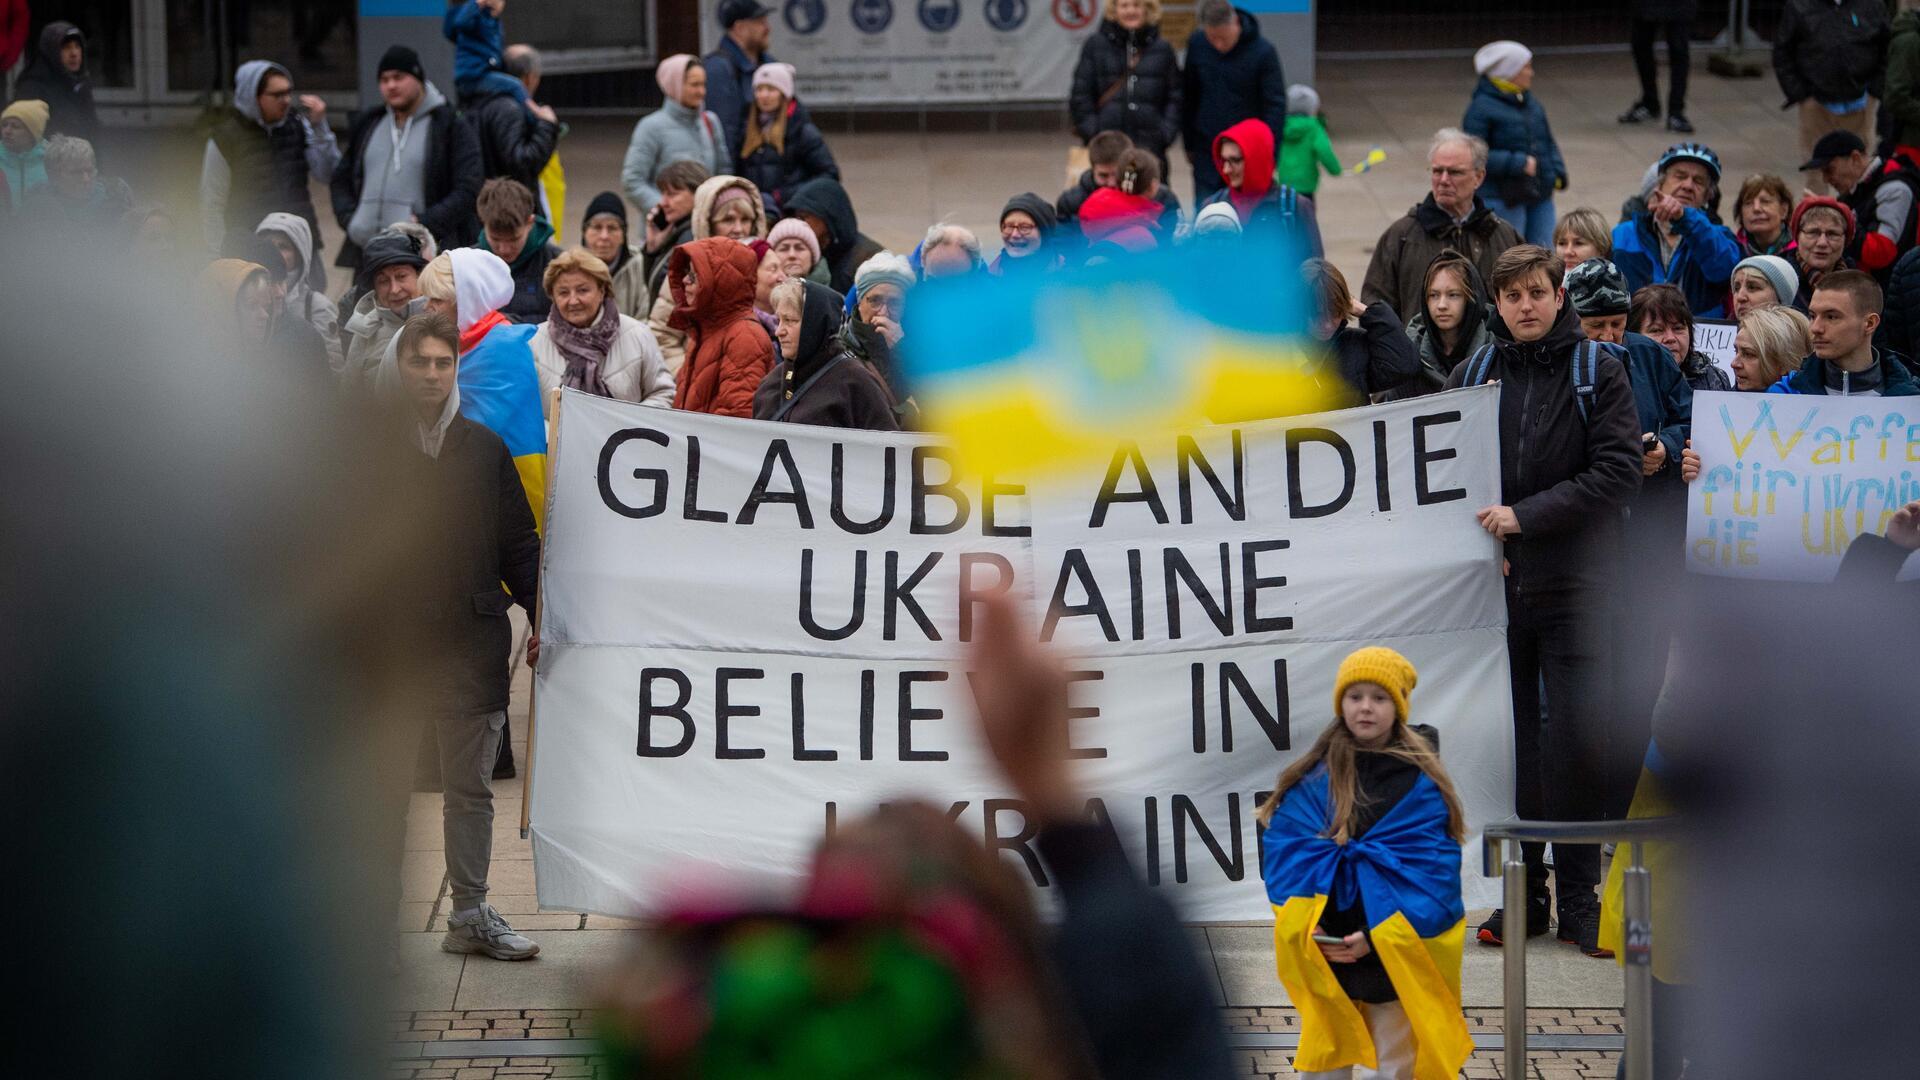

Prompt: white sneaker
xmin=442 ymin=904 xmax=541 ymax=961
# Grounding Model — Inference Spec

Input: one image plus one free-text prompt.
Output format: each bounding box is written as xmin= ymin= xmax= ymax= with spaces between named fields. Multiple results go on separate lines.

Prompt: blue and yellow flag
xmin=1600 ymin=740 xmax=1687 ymax=983
xmin=902 ymin=240 xmax=1342 ymax=479
xmin=457 ymin=321 xmax=548 ymax=528
xmin=1260 ymin=768 xmax=1473 ymax=1080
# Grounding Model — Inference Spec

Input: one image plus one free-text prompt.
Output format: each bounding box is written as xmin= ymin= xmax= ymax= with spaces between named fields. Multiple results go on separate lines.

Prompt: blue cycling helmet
xmin=1656 ymin=142 xmax=1721 ymax=182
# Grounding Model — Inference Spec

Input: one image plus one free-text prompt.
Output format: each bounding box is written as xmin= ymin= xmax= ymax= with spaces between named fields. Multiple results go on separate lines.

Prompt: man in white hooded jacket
xmin=256 ymin=211 xmax=343 ymax=375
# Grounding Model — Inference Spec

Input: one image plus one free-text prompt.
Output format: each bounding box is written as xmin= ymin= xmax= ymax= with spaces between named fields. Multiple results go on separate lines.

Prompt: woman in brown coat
xmin=668 ymin=237 xmax=774 ymax=417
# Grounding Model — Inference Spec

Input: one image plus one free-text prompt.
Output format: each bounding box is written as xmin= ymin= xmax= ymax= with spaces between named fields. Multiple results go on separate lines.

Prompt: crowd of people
xmin=11 ymin=3 xmax=1920 ymax=1075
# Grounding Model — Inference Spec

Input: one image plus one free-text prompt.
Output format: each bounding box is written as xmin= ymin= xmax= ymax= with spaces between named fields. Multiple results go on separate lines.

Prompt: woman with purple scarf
xmin=529 ymin=248 xmax=675 ymax=404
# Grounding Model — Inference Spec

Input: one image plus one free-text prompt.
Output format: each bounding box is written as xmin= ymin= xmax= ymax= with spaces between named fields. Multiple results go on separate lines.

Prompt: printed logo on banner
xmin=785 ymin=0 xmax=828 ymax=34
xmin=985 ymin=0 xmax=1028 ymax=31
xmin=851 ymin=0 xmax=894 ymax=33
xmin=1052 ymin=0 xmax=1095 ymax=29
xmin=918 ymin=0 xmax=961 ymax=31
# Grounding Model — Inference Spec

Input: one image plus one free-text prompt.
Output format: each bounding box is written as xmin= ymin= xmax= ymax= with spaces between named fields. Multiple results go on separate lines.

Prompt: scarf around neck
xmin=547 ymin=298 xmax=619 ymax=397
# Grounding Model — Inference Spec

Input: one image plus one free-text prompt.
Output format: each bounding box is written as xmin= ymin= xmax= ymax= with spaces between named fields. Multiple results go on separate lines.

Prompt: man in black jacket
xmin=1774 ymin=0 xmax=1891 ymax=194
xmin=1445 ymin=245 xmax=1642 ymax=957
xmin=332 ymin=46 xmax=483 ymax=273
xmin=1055 ymin=130 xmax=1182 ymax=249
xmin=468 ymin=44 xmax=559 ymax=201
xmin=388 ymin=311 xmax=543 ymax=962
xmin=1181 ymin=0 xmax=1285 ymax=201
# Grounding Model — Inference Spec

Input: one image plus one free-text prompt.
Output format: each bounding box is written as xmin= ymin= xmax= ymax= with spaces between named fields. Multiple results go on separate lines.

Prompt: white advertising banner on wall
xmin=529 ymin=388 xmax=1517 ymax=921
xmin=701 ymin=0 xmax=1099 ymax=105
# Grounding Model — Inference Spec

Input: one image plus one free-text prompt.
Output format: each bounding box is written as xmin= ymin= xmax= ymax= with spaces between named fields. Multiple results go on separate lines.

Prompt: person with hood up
xmin=1277 ymin=84 xmax=1339 ymax=199
xmin=1303 ymin=258 xmax=1421 ymax=402
xmin=1362 ymin=127 xmax=1520 ymax=322
xmin=780 ymin=176 xmax=883 ymax=294
xmin=1181 ymin=0 xmax=1285 ymax=200
xmin=1078 ymin=150 xmax=1169 ymax=255
xmin=1394 ymin=249 xmax=1494 ymax=399
xmin=472 ymin=177 xmax=560 ymax=324
xmin=235 ymin=233 xmax=333 ymax=382
xmin=1070 ymin=0 xmax=1182 ymax=174
xmin=201 ymin=59 xmax=340 ymax=289
xmin=12 ymin=21 xmax=97 ymax=147
xmin=620 ymin=54 xmax=729 ymax=215
xmin=373 ymin=308 xmax=542 ymax=963
xmin=1462 ymin=41 xmax=1566 ymax=249
xmin=331 ymin=45 xmax=483 ymax=271
xmin=579 ymin=191 xmax=651 ymax=320
xmin=1199 ymin=118 xmax=1322 ymax=256
xmin=0 ymin=98 xmax=46 ymax=209
xmin=667 ymin=236 xmax=774 ymax=417
xmin=1609 ymin=142 xmax=1741 ymax=318
xmin=256 ymin=211 xmax=343 ymax=375
xmin=530 ymin=248 xmax=674 ymax=404
xmin=342 ymin=226 xmax=431 ymax=389
xmin=836 ymin=252 xmax=918 ymax=426
xmin=1767 ymin=269 xmax=1918 ymax=395
xmin=753 ymin=278 xmax=899 ymax=430
xmin=646 ymin=173 xmax=770 ymax=373
xmin=736 ymin=62 xmax=838 ymax=214
xmin=1055 ymin=131 xmax=1183 ymax=248
xmin=991 ymin=192 xmax=1065 ymax=274
xmin=198 ymin=258 xmax=279 ymax=354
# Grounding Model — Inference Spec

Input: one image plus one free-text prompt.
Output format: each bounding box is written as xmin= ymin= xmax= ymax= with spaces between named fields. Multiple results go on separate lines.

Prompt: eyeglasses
xmin=260 ymin=87 xmax=292 ymax=99
xmin=1799 ymin=228 xmax=1846 ymax=242
xmin=1430 ymin=167 xmax=1471 ymax=179
xmin=862 ymin=295 xmax=904 ymax=316
xmin=1002 ymin=221 xmax=1038 ymax=235
xmin=1219 ymin=154 xmax=1244 ymax=167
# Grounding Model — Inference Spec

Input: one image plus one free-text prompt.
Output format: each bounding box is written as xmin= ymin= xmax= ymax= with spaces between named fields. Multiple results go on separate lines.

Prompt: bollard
xmin=1503 ymin=836 xmax=1528 ymax=1079
xmin=1622 ymin=842 xmax=1654 ymax=1080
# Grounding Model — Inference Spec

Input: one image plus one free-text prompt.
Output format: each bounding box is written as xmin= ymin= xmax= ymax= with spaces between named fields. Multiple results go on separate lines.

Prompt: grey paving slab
xmin=393 ymin=931 xmax=465 ymax=1011
xmin=450 ymin=930 xmax=643 ymax=1010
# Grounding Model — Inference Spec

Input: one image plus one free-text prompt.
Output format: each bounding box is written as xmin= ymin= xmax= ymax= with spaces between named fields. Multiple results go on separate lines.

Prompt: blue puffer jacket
xmin=1461 ymin=76 xmax=1565 ymax=207
xmin=1767 ymin=351 xmax=1920 ymax=395
xmin=1610 ymin=208 xmax=1742 ymax=319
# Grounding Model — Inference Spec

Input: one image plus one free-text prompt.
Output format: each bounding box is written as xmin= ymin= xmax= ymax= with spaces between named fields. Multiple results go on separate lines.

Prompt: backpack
xmin=1457 ymin=338 xmax=1606 ymax=425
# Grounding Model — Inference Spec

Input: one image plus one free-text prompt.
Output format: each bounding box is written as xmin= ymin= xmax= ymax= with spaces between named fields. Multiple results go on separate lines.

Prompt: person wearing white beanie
xmin=1463 ymin=39 xmax=1564 ymax=249
xmin=838 ymin=251 xmax=917 ymax=424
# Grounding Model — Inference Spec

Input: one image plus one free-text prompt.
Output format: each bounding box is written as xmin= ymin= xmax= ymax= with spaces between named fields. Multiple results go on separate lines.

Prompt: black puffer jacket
xmin=1878 ymin=244 xmax=1920 ymax=358
xmin=1322 ymin=301 xmax=1422 ymax=399
xmin=1070 ymin=20 xmax=1182 ymax=158
xmin=1773 ymin=0 xmax=1891 ymax=106
xmin=737 ymin=101 xmax=840 ymax=214
xmin=13 ymin=22 xmax=99 ymax=147
xmin=467 ymin=86 xmax=560 ymax=197
xmin=1444 ymin=303 xmax=1643 ymax=595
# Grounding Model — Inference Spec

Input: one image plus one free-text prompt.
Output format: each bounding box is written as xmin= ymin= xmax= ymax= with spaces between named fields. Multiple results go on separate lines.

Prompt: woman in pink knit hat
xmin=735 ymin=61 xmax=840 ymax=217
xmin=619 ymin=53 xmax=730 ymax=214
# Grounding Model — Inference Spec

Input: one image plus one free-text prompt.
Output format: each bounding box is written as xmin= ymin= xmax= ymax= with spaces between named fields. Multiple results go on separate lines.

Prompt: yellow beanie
xmin=2 ymin=99 xmax=49 ymax=142
xmin=1332 ymin=646 xmax=1419 ymax=723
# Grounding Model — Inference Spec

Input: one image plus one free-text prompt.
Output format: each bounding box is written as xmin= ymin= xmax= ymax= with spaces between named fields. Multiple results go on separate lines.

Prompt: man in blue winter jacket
xmin=1181 ymin=0 xmax=1286 ymax=202
xmin=704 ymin=0 xmax=774 ymax=161
xmin=1610 ymin=143 xmax=1741 ymax=318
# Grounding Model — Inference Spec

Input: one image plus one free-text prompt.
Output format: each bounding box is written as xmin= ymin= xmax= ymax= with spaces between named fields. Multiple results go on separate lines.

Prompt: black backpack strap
xmin=1462 ymin=343 xmax=1498 ymax=387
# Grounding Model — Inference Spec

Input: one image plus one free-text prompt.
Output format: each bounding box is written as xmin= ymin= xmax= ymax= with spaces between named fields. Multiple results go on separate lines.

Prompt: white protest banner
xmin=1686 ymin=390 xmax=1920 ymax=581
xmin=529 ymin=388 xmax=1516 ymax=921
xmin=1692 ymin=319 xmax=1737 ymax=386
xmin=701 ymin=0 xmax=1097 ymax=106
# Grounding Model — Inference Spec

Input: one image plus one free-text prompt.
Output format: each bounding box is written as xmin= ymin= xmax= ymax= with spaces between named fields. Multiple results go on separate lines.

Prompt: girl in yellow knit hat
xmin=1256 ymin=646 xmax=1472 ymax=1080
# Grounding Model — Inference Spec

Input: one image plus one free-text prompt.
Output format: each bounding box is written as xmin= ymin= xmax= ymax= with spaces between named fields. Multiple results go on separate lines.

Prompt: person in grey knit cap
xmin=1730 ymin=253 xmax=1799 ymax=318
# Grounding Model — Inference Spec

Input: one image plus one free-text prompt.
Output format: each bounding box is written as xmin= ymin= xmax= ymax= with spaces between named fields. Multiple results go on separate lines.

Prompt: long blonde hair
xmin=1256 ymin=714 xmax=1467 ymax=844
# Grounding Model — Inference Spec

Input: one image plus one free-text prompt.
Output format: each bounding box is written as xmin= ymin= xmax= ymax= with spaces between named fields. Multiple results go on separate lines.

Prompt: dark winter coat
xmin=209 ymin=107 xmax=320 ymax=259
xmin=1444 ymin=302 xmax=1643 ymax=595
xmin=1772 ymin=0 xmax=1892 ymax=107
xmin=1885 ymin=11 xmax=1920 ymax=148
xmin=1180 ymin=7 xmax=1286 ymax=195
xmin=467 ymin=85 xmax=559 ymax=197
xmin=1055 ymin=168 xmax=1182 ymax=245
xmin=781 ymin=177 xmax=884 ymax=295
xmin=1632 ymin=0 xmax=1697 ymax=17
xmin=1361 ymin=194 xmax=1522 ymax=322
xmin=1461 ymin=76 xmax=1566 ymax=207
xmin=752 ymin=279 xmax=899 ymax=431
xmin=737 ymin=100 xmax=840 ymax=214
xmin=475 ymin=218 xmax=562 ymax=324
xmin=331 ymin=99 xmax=484 ymax=267
xmin=1610 ymin=207 xmax=1742 ymax=318
xmin=1876 ymin=243 xmax=1920 ymax=357
xmin=703 ymin=37 xmax=776 ymax=160
xmin=397 ymin=412 xmax=539 ymax=716
xmin=1322 ymin=301 xmax=1422 ymax=399
xmin=1679 ymin=349 xmax=1733 ymax=392
xmin=13 ymin=22 xmax=98 ymax=147
xmin=1383 ymin=251 xmax=1494 ymax=401
xmin=1071 ymin=19 xmax=1182 ymax=158
xmin=1617 ymin=331 xmax=1694 ymax=477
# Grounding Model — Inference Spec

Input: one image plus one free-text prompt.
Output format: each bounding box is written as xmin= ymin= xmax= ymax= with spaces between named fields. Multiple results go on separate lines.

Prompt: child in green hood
xmin=1278 ymin=84 xmax=1340 ymax=197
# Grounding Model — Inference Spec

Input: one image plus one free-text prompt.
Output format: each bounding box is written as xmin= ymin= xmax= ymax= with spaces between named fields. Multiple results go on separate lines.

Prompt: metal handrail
xmin=1479 ymin=818 xmax=1681 ymax=1080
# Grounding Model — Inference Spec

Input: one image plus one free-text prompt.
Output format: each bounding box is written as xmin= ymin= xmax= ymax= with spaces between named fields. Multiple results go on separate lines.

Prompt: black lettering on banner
xmin=957 ymin=552 xmax=1014 ymax=642
xmin=884 ymin=551 xmax=942 ymax=641
xmin=1173 ymin=793 xmax=1244 ymax=883
xmin=791 ymin=673 xmax=836 ymax=761
xmin=798 ymin=549 xmax=867 ymax=640
xmin=1081 ymin=796 xmax=1112 ymax=830
xmin=898 ymin=670 xmax=950 ymax=761
xmin=1190 ymin=661 xmax=1206 ymax=753
xmin=981 ymin=475 xmax=1031 ymax=537
xmin=1127 ymin=548 xmax=1145 ymax=640
xmin=1176 ymin=430 xmax=1246 ymax=522
xmin=1090 ymin=441 xmax=1169 ymax=527
xmin=830 ymin=443 xmax=896 ymax=533
xmin=1064 ymin=669 xmax=1108 ymax=759
xmin=1241 ymin=540 xmax=1293 ymax=633
xmin=986 ymin=799 xmax=1048 ymax=886
xmin=911 ymin=447 xmax=971 ymax=534
xmin=1413 ymin=410 xmax=1469 ymax=505
xmin=682 ymin=436 xmax=729 ymax=522
xmin=823 ymin=801 xmax=837 ymax=838
xmin=737 ymin=439 xmax=815 ymax=527
xmin=637 ymin=668 xmax=694 ymax=757
xmin=1164 ymin=543 xmax=1233 ymax=639
xmin=1286 ymin=428 xmax=1356 ymax=518
xmin=714 ymin=667 xmax=767 ymax=759
xmin=858 ymin=669 xmax=876 ymax=761
xmin=1040 ymin=548 xmax=1118 ymax=642
xmin=597 ymin=428 xmax=669 ymax=518
xmin=1144 ymin=796 xmax=1161 ymax=885
xmin=1220 ymin=659 xmax=1290 ymax=752
xmin=1372 ymin=419 xmax=1392 ymax=511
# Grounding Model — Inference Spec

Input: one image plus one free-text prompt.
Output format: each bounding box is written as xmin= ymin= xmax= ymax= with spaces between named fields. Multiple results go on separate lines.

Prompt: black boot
xmin=1618 ymin=102 xmax=1657 ymax=124
xmin=1476 ymin=891 xmax=1552 ymax=946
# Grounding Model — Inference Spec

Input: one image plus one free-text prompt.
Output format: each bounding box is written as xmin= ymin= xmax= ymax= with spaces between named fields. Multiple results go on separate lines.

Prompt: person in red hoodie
xmin=1080 ymin=148 xmax=1169 ymax=255
xmin=669 ymin=236 xmax=775 ymax=417
xmin=1199 ymin=116 xmax=1321 ymax=257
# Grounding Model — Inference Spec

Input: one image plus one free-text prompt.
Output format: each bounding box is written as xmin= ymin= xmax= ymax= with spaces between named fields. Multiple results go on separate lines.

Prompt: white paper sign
xmin=1692 ymin=319 xmax=1737 ymax=387
xmin=530 ymin=388 xmax=1517 ymax=921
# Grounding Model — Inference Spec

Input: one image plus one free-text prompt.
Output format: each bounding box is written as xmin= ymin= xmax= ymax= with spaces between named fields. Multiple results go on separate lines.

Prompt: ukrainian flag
xmin=902 ymin=240 xmax=1341 ymax=479
xmin=1599 ymin=741 xmax=1687 ymax=983
xmin=457 ymin=320 xmax=547 ymax=528
xmin=1260 ymin=768 xmax=1473 ymax=1080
